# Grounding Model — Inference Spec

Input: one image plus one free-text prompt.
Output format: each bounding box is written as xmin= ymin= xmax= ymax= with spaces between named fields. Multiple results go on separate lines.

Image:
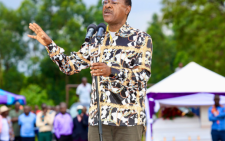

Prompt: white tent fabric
xmin=145 ymin=96 xmax=151 ymax=141
xmin=147 ymin=62 xmax=225 ymax=93
xmin=157 ymin=93 xmax=225 ymax=107
xmin=145 ymin=96 xmax=160 ymax=141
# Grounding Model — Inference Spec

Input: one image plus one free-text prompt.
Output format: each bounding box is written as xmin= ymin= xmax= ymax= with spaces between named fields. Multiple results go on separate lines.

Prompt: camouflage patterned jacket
xmin=45 ymin=22 xmax=153 ymax=127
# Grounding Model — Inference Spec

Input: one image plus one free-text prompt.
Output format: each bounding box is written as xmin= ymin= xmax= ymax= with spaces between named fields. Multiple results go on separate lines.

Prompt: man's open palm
xmin=28 ymin=23 xmax=52 ymax=46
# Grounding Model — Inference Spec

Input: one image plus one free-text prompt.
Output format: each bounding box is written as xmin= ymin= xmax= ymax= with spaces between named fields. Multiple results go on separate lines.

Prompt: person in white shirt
xmin=76 ymin=77 xmax=92 ymax=104
xmin=175 ymin=62 xmax=183 ymax=72
xmin=0 ymin=105 xmax=14 ymax=141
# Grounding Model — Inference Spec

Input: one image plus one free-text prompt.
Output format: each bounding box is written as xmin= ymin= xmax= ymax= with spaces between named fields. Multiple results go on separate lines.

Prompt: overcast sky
xmin=0 ymin=0 xmax=162 ymax=31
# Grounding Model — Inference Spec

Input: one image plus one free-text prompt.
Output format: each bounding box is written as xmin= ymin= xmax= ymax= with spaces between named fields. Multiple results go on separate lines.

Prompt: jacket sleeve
xmin=82 ymin=115 xmax=89 ymax=126
xmin=217 ymin=107 xmax=225 ymax=118
xmin=109 ymin=36 xmax=152 ymax=88
xmin=36 ymin=112 xmax=48 ymax=127
xmin=45 ymin=112 xmax=56 ymax=126
xmin=45 ymin=41 xmax=91 ymax=75
xmin=18 ymin=116 xmax=21 ymax=125
xmin=72 ymin=118 xmax=76 ymax=135
xmin=208 ymin=107 xmax=218 ymax=121
xmin=36 ymin=113 xmax=46 ymax=127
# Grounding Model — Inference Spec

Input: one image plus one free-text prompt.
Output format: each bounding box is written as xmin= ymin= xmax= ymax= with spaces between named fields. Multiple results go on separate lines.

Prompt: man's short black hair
xmin=125 ymin=0 xmax=132 ymax=18
xmin=125 ymin=0 xmax=132 ymax=7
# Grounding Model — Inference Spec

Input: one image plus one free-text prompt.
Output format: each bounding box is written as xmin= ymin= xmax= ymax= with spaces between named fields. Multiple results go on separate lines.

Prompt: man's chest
xmin=89 ymin=45 xmax=143 ymax=69
xmin=11 ymin=111 xmax=22 ymax=117
xmin=21 ymin=116 xmax=34 ymax=124
xmin=218 ymin=107 xmax=225 ymax=113
xmin=80 ymin=86 xmax=91 ymax=93
xmin=58 ymin=116 xmax=71 ymax=125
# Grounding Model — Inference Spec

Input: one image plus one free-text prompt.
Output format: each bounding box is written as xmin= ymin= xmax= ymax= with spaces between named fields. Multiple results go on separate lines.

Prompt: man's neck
xmin=108 ymin=20 xmax=126 ymax=32
xmin=215 ymin=104 xmax=220 ymax=107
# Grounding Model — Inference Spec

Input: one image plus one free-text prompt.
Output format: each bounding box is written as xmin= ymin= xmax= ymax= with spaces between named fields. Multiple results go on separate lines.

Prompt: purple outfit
xmin=54 ymin=113 xmax=73 ymax=139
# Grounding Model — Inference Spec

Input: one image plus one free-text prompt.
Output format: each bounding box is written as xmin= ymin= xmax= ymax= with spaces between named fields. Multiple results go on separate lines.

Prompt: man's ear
xmin=125 ymin=5 xmax=131 ymax=15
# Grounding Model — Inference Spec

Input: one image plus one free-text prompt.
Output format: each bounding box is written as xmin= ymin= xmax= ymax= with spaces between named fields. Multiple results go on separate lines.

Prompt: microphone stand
xmin=89 ymin=40 xmax=103 ymax=141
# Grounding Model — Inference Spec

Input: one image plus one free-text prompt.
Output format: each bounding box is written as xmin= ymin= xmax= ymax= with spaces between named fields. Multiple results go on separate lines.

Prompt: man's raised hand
xmin=28 ymin=23 xmax=52 ymax=46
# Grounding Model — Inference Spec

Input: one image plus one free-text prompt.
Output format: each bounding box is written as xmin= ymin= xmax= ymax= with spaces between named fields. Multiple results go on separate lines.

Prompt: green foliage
xmin=2 ymin=0 xmax=224 ymax=107
xmin=0 ymin=0 xmax=102 ymax=106
xmin=2 ymin=66 xmax=26 ymax=94
xmin=162 ymin=0 xmax=225 ymax=76
xmin=20 ymin=84 xmax=54 ymax=107
xmin=146 ymin=14 xmax=176 ymax=83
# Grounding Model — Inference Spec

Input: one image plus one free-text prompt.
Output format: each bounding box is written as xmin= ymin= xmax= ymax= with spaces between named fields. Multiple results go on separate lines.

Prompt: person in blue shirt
xmin=72 ymin=105 xmax=88 ymax=141
xmin=208 ymin=95 xmax=225 ymax=141
xmin=18 ymin=106 xmax=36 ymax=141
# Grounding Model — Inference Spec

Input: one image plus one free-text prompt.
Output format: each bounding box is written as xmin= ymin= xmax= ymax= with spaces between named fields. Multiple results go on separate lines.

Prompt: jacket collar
xmin=107 ymin=22 xmax=132 ymax=33
xmin=106 ymin=22 xmax=134 ymax=40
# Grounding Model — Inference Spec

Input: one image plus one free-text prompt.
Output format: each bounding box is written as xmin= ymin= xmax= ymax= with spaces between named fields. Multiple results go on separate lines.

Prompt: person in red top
xmin=34 ymin=105 xmax=41 ymax=115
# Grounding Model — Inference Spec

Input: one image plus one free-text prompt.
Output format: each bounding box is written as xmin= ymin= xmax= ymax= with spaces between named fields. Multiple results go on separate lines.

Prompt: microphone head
xmin=87 ymin=24 xmax=97 ymax=33
xmin=97 ymin=23 xmax=106 ymax=32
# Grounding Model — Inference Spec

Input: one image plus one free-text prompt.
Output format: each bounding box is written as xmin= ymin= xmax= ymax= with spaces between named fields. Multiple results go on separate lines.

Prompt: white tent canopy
xmin=157 ymin=93 xmax=225 ymax=107
xmin=147 ymin=62 xmax=225 ymax=94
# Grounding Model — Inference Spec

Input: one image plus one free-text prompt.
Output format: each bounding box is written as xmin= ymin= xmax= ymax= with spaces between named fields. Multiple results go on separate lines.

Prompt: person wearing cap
xmin=72 ymin=105 xmax=88 ymax=141
xmin=0 ymin=105 xmax=14 ymax=141
xmin=9 ymin=102 xmax=23 ymax=141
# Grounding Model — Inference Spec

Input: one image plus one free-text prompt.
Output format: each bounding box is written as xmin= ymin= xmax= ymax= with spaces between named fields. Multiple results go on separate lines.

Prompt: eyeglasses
xmin=102 ymin=0 xmax=119 ymax=5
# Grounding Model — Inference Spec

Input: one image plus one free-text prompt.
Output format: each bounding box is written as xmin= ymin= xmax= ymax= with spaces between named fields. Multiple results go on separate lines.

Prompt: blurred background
xmin=1 ymin=0 xmax=224 ymax=107
xmin=1 ymin=0 xmax=225 ymax=141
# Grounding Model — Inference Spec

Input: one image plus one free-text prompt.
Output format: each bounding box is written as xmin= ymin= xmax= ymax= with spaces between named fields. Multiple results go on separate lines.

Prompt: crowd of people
xmin=0 ymin=102 xmax=88 ymax=141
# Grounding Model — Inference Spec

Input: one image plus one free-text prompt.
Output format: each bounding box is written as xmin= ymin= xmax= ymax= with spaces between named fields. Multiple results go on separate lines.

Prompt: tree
xmin=2 ymin=66 xmax=26 ymax=93
xmin=20 ymin=84 xmax=54 ymax=107
xmin=25 ymin=0 xmax=104 ymax=105
xmin=146 ymin=14 xmax=176 ymax=83
xmin=0 ymin=2 xmax=30 ymax=89
xmin=162 ymin=0 xmax=225 ymax=76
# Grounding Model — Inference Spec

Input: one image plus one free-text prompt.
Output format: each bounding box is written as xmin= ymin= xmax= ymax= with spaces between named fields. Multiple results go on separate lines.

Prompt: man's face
xmin=179 ymin=63 xmax=183 ymax=68
xmin=55 ymin=106 xmax=60 ymax=112
xmin=214 ymin=96 xmax=220 ymax=106
xmin=2 ymin=111 xmax=9 ymax=117
xmin=42 ymin=104 xmax=47 ymax=110
xmin=82 ymin=107 xmax=87 ymax=114
xmin=103 ymin=0 xmax=130 ymax=25
xmin=24 ymin=106 xmax=30 ymax=115
xmin=60 ymin=106 xmax=67 ymax=114
xmin=42 ymin=104 xmax=47 ymax=114
xmin=35 ymin=105 xmax=38 ymax=110
xmin=82 ymin=78 xmax=87 ymax=85
xmin=78 ymin=109 xmax=83 ymax=115
xmin=15 ymin=102 xmax=20 ymax=110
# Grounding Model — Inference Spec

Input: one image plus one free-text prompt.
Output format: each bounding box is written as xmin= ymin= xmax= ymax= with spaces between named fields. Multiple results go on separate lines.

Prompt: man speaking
xmin=28 ymin=0 xmax=153 ymax=140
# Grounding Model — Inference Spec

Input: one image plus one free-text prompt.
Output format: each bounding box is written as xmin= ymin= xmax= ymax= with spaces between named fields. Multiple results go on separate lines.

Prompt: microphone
xmin=96 ymin=23 xmax=106 ymax=41
xmin=85 ymin=24 xmax=97 ymax=42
